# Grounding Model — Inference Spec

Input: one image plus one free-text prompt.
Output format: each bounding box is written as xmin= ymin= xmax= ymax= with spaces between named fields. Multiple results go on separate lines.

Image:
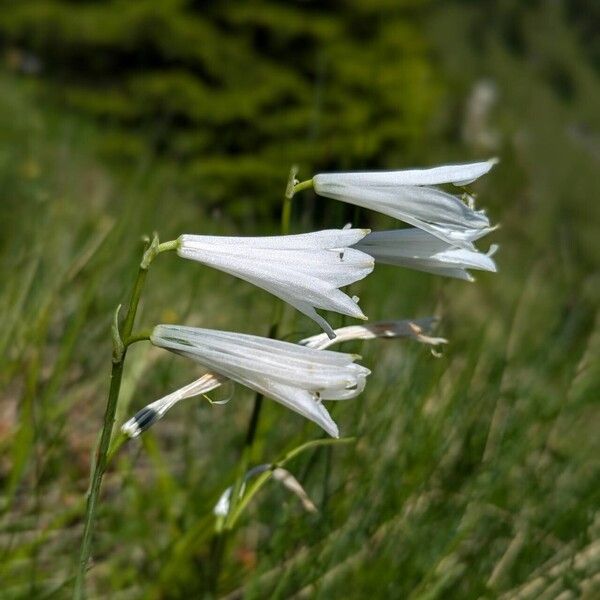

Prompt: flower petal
xmin=354 ymin=228 xmax=498 ymax=279
xmin=313 ymin=159 xmax=497 ymax=188
xmin=151 ymin=325 xmax=370 ymax=437
xmin=177 ymin=229 xmax=374 ymax=334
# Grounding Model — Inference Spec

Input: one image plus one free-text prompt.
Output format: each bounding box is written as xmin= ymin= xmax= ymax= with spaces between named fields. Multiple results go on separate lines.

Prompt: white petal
xmin=179 ymin=228 xmax=369 ymax=251
xmin=313 ymin=159 xmax=497 ymax=188
xmin=151 ymin=325 xmax=370 ymax=437
xmin=354 ymin=229 xmax=498 ymax=279
xmin=179 ymin=247 xmax=373 ymax=297
xmin=285 ymin=300 xmax=336 ymax=339
xmin=254 ymin=380 xmax=340 ymax=437
xmin=121 ymin=373 xmax=224 ymax=438
xmin=313 ymin=184 xmax=492 ymax=249
xmin=313 ymin=160 xmax=498 ymax=248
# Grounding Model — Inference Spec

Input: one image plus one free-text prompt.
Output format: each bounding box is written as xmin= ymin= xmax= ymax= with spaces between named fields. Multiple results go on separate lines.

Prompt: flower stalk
xmin=74 ymin=358 xmax=125 ymax=599
xmin=292 ymin=178 xmax=314 ymax=196
xmin=74 ymin=233 xmax=176 ymax=599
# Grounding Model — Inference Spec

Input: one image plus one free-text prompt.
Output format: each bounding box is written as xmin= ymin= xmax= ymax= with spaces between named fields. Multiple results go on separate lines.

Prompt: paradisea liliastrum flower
xmin=149 ymin=324 xmax=371 ymax=437
xmin=176 ymin=229 xmax=374 ymax=337
xmin=313 ymin=159 xmax=498 ymax=248
xmin=353 ymin=228 xmax=498 ymax=281
xmin=122 ymin=319 xmax=444 ymax=438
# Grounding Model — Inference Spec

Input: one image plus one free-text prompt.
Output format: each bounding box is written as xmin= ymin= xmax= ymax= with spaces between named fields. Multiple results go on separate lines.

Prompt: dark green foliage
xmin=0 ymin=0 xmax=441 ymax=220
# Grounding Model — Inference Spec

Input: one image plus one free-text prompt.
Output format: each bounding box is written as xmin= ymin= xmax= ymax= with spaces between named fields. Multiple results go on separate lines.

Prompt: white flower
xmin=177 ymin=229 xmax=374 ymax=337
xmin=121 ymin=373 xmax=225 ymax=438
xmin=313 ymin=159 xmax=498 ymax=248
xmin=300 ymin=317 xmax=448 ymax=350
xmin=150 ymin=324 xmax=371 ymax=438
xmin=353 ymin=228 xmax=498 ymax=281
xmin=213 ymin=464 xmax=316 ymax=517
xmin=123 ymin=319 xmax=445 ymax=437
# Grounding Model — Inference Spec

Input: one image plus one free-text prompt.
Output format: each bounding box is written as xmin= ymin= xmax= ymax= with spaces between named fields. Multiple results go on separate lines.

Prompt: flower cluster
xmin=123 ymin=160 xmax=498 ymax=438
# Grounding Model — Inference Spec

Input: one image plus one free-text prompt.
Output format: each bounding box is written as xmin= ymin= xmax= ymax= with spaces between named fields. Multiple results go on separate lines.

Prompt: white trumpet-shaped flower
xmin=353 ymin=228 xmax=498 ymax=281
xmin=123 ymin=319 xmax=443 ymax=438
xmin=121 ymin=373 xmax=225 ymax=438
xmin=150 ymin=324 xmax=371 ymax=438
xmin=176 ymin=229 xmax=374 ymax=337
xmin=313 ymin=159 xmax=498 ymax=248
xmin=300 ymin=317 xmax=448 ymax=350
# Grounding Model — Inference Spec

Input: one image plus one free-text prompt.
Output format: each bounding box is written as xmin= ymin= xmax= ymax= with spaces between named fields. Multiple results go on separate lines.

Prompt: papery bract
xmin=121 ymin=373 xmax=225 ymax=438
xmin=300 ymin=317 xmax=448 ymax=350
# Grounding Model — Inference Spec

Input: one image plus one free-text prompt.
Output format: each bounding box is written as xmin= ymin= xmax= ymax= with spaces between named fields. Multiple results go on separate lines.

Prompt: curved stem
xmin=227 ymin=437 xmax=355 ymax=529
xmin=293 ymin=178 xmax=314 ymax=194
xmin=124 ymin=330 xmax=151 ymax=347
xmin=157 ymin=239 xmax=179 ymax=254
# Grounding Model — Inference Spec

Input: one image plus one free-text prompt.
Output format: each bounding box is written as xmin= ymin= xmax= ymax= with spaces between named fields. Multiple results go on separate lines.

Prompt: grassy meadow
xmin=0 ymin=1 xmax=598 ymax=598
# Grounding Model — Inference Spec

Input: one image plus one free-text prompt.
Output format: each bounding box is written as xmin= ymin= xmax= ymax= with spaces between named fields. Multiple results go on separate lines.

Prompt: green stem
xmin=124 ymin=330 xmax=152 ymax=347
xmin=244 ymin=394 xmax=264 ymax=448
xmin=74 ymin=242 xmax=155 ymax=599
xmin=293 ymin=178 xmax=314 ymax=195
xmin=121 ymin=268 xmax=147 ymax=338
xmin=207 ymin=531 xmax=227 ymax=594
xmin=280 ymin=197 xmax=292 ymax=236
xmin=157 ymin=239 xmax=179 ymax=254
xmin=282 ymin=167 xmax=307 ymax=235
xmin=74 ymin=360 xmax=124 ymax=599
xmin=227 ymin=437 xmax=355 ymax=528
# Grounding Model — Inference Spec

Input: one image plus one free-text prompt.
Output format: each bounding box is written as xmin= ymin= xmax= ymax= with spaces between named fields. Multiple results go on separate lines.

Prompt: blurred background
xmin=0 ymin=0 xmax=598 ymax=598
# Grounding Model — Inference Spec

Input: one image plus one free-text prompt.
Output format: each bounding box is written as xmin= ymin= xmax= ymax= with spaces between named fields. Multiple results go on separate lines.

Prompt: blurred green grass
xmin=0 ymin=0 xmax=442 ymax=223
xmin=0 ymin=1 xmax=599 ymax=598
